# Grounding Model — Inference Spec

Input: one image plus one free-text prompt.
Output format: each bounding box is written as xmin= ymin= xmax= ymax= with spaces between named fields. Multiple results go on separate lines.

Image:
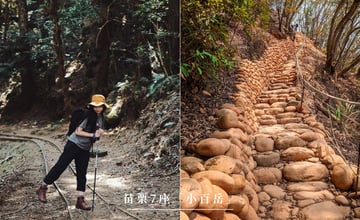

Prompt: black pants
xmin=44 ymin=141 xmax=90 ymax=192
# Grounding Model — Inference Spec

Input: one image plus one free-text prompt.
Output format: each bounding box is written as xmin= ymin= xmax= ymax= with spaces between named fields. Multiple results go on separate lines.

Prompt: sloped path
xmin=253 ymin=60 xmax=353 ymax=219
xmin=180 ymin=34 xmax=359 ymax=220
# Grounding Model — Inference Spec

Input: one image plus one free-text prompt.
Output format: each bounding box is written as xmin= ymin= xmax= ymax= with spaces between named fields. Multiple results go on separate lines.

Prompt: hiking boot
xmin=76 ymin=196 xmax=91 ymax=211
xmin=36 ymin=185 xmax=48 ymax=203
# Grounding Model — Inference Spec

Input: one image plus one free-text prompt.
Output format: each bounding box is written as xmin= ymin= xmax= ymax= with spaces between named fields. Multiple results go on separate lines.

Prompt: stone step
xmin=271 ymin=76 xmax=296 ymax=81
xmin=276 ymin=112 xmax=300 ymax=119
xmin=257 ymin=94 xmax=291 ymax=103
xmin=265 ymin=107 xmax=285 ymax=115
xmin=270 ymin=80 xmax=296 ymax=85
xmin=269 ymin=84 xmax=289 ymax=90
xmin=275 ymin=81 xmax=293 ymax=85
xmin=253 ymin=167 xmax=282 ymax=184
xmin=284 ymin=123 xmax=310 ymax=130
xmin=260 ymin=114 xmax=276 ymax=120
xmin=287 ymin=181 xmax=329 ymax=192
xmin=255 ymin=109 xmax=265 ymax=116
xmin=263 ymin=88 xmax=290 ymax=95
xmin=269 ymin=86 xmax=288 ymax=91
xmin=281 ymin=146 xmax=314 ymax=161
xmin=277 ymin=117 xmax=302 ymax=124
xmin=278 ymin=94 xmax=290 ymax=99
xmin=253 ymin=152 xmax=280 ymax=166
xmin=283 ymin=161 xmax=329 ymax=182
xmin=259 ymin=94 xmax=269 ymax=99
xmin=298 ymin=201 xmax=350 ymax=219
xmin=269 ymin=82 xmax=288 ymax=87
xmin=255 ymin=103 xmax=271 ymax=109
xmin=257 ymin=98 xmax=270 ymax=103
xmin=270 ymin=102 xmax=287 ymax=108
xmin=268 ymin=97 xmax=288 ymax=104
xmin=259 ymin=118 xmax=277 ymax=125
xmin=284 ymin=105 xmax=298 ymax=112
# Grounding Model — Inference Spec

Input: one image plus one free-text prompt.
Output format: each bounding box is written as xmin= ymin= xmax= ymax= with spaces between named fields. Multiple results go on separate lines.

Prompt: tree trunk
xmin=285 ymin=0 xmax=304 ymax=31
xmin=17 ymin=0 xmax=36 ymax=110
xmin=2 ymin=1 xmax=10 ymax=41
xmin=282 ymin=0 xmax=288 ymax=32
xmin=92 ymin=23 xmax=111 ymax=95
xmin=165 ymin=0 xmax=180 ymax=75
xmin=277 ymin=4 xmax=283 ymax=32
xmin=336 ymin=26 xmax=359 ymax=71
xmin=338 ymin=53 xmax=360 ymax=77
xmin=49 ymin=0 xmax=71 ymax=114
xmin=325 ymin=0 xmax=360 ymax=73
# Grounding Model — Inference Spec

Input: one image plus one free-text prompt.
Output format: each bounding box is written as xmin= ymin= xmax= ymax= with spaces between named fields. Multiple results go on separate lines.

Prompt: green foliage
xmin=334 ymin=103 xmax=341 ymax=122
xmin=134 ymin=0 xmax=178 ymax=76
xmin=29 ymin=16 xmax=54 ymax=61
xmin=58 ymin=0 xmax=98 ymax=59
xmin=4 ymin=0 xmax=98 ymax=73
xmin=181 ymin=0 xmax=270 ymax=80
xmin=181 ymin=49 xmax=234 ymax=79
xmin=255 ymin=0 xmax=271 ymax=28
xmin=135 ymin=0 xmax=167 ymax=24
xmin=332 ymin=101 xmax=360 ymax=136
xmin=146 ymin=74 xmax=179 ymax=98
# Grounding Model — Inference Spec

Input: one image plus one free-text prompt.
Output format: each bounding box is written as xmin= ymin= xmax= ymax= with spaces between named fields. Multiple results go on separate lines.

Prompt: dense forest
xmin=181 ymin=0 xmax=360 ymax=80
xmin=0 ymin=0 xmax=179 ymax=126
xmin=0 ymin=2 xmax=180 ymax=219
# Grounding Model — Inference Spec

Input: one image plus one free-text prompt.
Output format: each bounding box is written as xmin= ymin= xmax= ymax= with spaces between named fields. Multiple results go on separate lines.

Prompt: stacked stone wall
xmin=180 ymin=36 xmax=295 ymax=220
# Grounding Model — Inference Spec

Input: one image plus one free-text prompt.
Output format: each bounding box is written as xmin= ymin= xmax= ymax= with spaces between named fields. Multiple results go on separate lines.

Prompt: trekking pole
xmin=92 ymin=145 xmax=98 ymax=212
xmin=92 ymin=128 xmax=99 ymax=212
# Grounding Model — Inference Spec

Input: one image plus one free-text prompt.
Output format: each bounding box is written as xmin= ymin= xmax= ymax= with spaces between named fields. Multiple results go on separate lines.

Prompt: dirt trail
xmin=0 ymin=121 xmax=179 ymax=220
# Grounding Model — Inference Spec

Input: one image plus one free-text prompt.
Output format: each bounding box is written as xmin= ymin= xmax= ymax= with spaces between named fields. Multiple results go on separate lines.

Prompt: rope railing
xmin=295 ymin=34 xmax=360 ymax=135
xmin=294 ymin=32 xmax=360 ymax=190
xmin=295 ymin=33 xmax=360 ymax=106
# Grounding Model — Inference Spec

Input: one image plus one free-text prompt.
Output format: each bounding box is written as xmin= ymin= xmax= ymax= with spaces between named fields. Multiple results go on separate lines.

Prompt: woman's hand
xmin=94 ymin=129 xmax=104 ymax=138
xmin=75 ymin=127 xmax=103 ymax=139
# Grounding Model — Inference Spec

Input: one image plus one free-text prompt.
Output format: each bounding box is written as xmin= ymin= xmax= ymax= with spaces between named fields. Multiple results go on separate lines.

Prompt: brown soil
xmin=294 ymin=34 xmax=360 ymax=165
xmin=180 ymin=71 xmax=238 ymax=156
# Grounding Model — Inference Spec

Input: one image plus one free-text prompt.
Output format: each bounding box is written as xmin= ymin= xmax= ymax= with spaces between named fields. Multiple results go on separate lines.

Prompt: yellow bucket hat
xmin=89 ymin=94 xmax=109 ymax=108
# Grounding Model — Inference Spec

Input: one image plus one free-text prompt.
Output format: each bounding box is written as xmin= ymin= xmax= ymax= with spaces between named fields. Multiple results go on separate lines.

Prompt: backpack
xmin=67 ymin=108 xmax=89 ymax=136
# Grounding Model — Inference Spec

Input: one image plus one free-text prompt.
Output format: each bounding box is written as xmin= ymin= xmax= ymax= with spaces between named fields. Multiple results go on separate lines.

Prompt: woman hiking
xmin=36 ymin=94 xmax=109 ymax=210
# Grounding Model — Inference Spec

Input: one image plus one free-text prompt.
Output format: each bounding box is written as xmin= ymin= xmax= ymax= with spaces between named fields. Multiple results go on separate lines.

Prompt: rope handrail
xmin=294 ymin=0 xmax=360 ymax=190
xmin=315 ymin=94 xmax=360 ymax=126
xmin=295 ymin=44 xmax=360 ymax=106
xmin=297 ymin=71 xmax=360 ymax=106
xmin=294 ymin=33 xmax=360 ymax=179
